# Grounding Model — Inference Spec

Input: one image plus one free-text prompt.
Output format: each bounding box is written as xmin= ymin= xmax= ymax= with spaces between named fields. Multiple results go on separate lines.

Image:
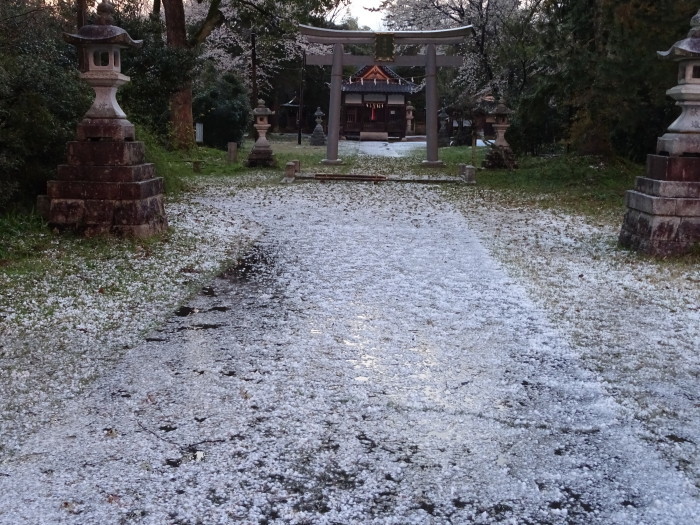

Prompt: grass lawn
xmin=1 ymin=137 xmax=693 ymax=273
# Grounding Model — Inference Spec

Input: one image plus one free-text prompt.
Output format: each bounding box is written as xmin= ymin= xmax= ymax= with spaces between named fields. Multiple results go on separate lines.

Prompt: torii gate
xmin=299 ymin=24 xmax=474 ymax=166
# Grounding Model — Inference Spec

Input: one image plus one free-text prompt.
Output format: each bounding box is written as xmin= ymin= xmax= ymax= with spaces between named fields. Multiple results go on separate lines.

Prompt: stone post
xmin=41 ymin=0 xmax=167 ymax=237
xmin=619 ymin=10 xmax=700 ymax=255
xmin=227 ymin=142 xmax=238 ymax=163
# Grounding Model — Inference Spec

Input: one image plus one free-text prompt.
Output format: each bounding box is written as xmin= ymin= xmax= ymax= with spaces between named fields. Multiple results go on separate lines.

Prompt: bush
xmin=117 ymin=14 xmax=199 ymax=137
xmin=193 ymin=68 xmax=250 ymax=150
xmin=0 ymin=2 xmax=91 ymax=210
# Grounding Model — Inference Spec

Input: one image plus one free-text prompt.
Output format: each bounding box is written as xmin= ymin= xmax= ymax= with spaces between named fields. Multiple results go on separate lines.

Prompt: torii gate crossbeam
xmin=299 ymin=25 xmax=474 ymax=166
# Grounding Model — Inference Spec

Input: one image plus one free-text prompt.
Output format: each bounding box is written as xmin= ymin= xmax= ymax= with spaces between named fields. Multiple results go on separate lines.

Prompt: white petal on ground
xmin=0 ymin=162 xmax=698 ymax=523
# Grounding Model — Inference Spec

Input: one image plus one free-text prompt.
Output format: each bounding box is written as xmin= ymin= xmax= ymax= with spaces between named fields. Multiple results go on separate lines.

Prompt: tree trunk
xmin=77 ymin=0 xmax=88 ymax=72
xmin=162 ymin=0 xmax=194 ymax=149
xmin=170 ymin=86 xmax=194 ymax=150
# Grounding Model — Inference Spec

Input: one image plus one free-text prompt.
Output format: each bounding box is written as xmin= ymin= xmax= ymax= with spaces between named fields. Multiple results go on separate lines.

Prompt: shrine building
xmin=341 ymin=65 xmax=421 ymax=141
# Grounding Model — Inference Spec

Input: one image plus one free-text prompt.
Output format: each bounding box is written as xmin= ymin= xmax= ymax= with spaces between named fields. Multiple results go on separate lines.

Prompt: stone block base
xmin=47 ymin=178 xmax=164 ymax=201
xmin=48 ymin=194 xmax=167 ymax=238
xmin=56 ymin=163 xmax=155 ymax=183
xmin=619 ymin=208 xmax=700 ymax=256
xmin=360 ymin=132 xmax=389 ymax=141
xmin=646 ymin=154 xmax=700 ymax=182
xmin=44 ymin=139 xmax=167 ymax=238
xmin=76 ymin=119 xmax=135 ymax=142
xmin=320 ymin=158 xmax=343 ymax=165
xmin=246 ymin=148 xmax=277 ymax=168
xmin=619 ymin=154 xmax=700 ymax=256
xmin=66 ymin=141 xmax=146 ymax=166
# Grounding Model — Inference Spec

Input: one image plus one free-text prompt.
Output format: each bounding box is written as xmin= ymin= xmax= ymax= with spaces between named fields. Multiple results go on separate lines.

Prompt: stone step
xmin=47 ymin=178 xmax=164 ymax=201
xmin=56 ymin=163 xmax=156 ymax=183
xmin=66 ymin=141 xmax=146 ymax=166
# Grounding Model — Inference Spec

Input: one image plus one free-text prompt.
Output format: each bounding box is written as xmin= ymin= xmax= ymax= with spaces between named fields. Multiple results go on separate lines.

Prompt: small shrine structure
xmin=619 ymin=10 xmax=700 ymax=255
xmin=41 ymin=1 xmax=167 ymax=237
xmin=299 ymin=25 xmax=473 ymax=166
xmin=341 ymin=65 xmax=420 ymax=141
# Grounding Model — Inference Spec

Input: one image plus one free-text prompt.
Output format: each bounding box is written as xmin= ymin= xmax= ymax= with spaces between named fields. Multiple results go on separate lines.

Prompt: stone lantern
xmin=491 ymin=102 xmax=513 ymax=149
xmin=40 ymin=0 xmax=167 ymax=237
xmin=483 ymin=101 xmax=517 ymax=169
xmin=438 ymin=107 xmax=450 ymax=147
xmin=64 ymin=1 xmax=140 ymax=141
xmin=309 ymin=107 xmax=326 ymax=146
xmin=405 ymin=100 xmax=415 ymax=136
xmin=619 ymin=10 xmax=700 ymax=255
xmin=246 ymin=99 xmax=277 ymax=167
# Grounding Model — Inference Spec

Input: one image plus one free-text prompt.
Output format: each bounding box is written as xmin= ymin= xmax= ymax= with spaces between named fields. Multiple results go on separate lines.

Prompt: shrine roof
xmin=342 ymin=65 xmax=421 ymax=94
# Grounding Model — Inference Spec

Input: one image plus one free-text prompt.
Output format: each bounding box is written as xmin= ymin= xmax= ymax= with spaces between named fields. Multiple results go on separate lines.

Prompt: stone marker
xmin=282 ymin=162 xmax=296 ymax=183
xmin=41 ymin=1 xmax=167 ymax=237
xmin=459 ymin=164 xmax=477 ymax=184
xmin=619 ymin=10 xmax=700 ymax=256
xmin=246 ymin=99 xmax=277 ymax=167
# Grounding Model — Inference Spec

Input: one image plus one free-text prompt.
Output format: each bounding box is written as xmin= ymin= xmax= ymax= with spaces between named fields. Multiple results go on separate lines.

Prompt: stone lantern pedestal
xmin=619 ymin=11 xmax=700 ymax=256
xmin=246 ymin=99 xmax=277 ymax=167
xmin=41 ymin=1 xmax=167 ymax=237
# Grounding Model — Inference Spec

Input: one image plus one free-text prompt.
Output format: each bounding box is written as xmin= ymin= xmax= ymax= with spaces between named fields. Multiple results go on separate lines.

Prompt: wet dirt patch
xmin=219 ymin=245 xmax=276 ymax=283
xmin=174 ymin=306 xmax=197 ymax=317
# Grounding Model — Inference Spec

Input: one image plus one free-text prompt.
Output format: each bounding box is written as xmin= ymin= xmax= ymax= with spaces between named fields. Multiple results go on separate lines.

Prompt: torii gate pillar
xmin=300 ymin=25 xmax=473 ymax=166
xmin=423 ymin=44 xmax=441 ymax=166
xmin=323 ymin=43 xmax=344 ymax=165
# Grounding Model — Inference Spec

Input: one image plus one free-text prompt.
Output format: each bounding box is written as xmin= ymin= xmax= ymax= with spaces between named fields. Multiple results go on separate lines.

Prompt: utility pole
xmin=251 ymin=32 xmax=258 ymax=104
xmin=297 ymin=51 xmax=305 ymax=145
xmin=251 ymin=32 xmax=258 ymax=140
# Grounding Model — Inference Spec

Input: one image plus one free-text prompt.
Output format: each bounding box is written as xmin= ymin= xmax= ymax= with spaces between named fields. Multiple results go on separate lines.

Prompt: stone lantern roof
xmin=252 ymin=99 xmax=274 ymax=117
xmin=491 ymin=101 xmax=513 ymax=117
xmin=658 ymin=9 xmax=700 ymax=60
xmin=63 ymin=1 xmax=142 ymax=49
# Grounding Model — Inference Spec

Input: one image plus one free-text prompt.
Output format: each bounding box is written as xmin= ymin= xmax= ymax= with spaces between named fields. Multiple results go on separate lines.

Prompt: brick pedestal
xmin=619 ymin=155 xmax=700 ymax=256
xmin=45 ymin=139 xmax=167 ymax=237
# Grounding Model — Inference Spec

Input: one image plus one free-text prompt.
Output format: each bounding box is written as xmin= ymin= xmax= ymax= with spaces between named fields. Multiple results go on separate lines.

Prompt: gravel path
xmin=0 ymin=182 xmax=697 ymax=524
